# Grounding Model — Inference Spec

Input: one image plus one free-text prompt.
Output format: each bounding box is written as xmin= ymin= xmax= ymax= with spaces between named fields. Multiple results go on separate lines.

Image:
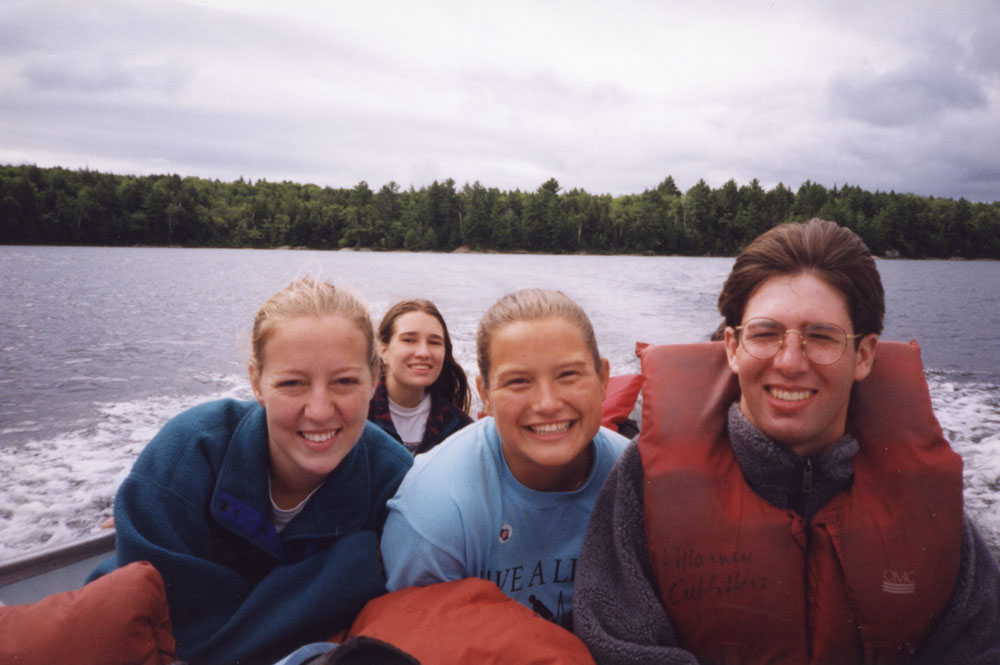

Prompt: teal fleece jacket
xmin=92 ymin=399 xmax=412 ymax=665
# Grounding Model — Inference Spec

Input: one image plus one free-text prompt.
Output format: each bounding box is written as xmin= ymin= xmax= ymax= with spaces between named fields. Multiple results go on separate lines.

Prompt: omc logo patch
xmin=882 ymin=569 xmax=917 ymax=594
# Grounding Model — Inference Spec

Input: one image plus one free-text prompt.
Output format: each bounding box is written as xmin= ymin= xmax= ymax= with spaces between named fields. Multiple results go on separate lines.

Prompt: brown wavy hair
xmin=715 ymin=218 xmax=884 ymax=342
xmin=378 ymin=299 xmax=471 ymax=413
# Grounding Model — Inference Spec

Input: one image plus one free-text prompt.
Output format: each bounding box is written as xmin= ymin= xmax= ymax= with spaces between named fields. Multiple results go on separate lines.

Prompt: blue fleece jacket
xmin=93 ymin=399 xmax=412 ymax=665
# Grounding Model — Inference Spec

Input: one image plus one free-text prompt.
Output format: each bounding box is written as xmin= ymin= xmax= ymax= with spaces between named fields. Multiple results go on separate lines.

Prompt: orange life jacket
xmin=638 ymin=341 xmax=963 ymax=665
xmin=344 ymin=577 xmax=596 ymax=664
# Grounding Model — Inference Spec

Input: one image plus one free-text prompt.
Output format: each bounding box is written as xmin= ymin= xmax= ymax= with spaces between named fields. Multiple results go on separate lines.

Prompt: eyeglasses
xmin=734 ymin=317 xmax=861 ymax=365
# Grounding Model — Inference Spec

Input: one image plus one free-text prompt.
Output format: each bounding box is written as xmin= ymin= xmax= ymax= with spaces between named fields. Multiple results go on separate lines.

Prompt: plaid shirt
xmin=368 ymin=380 xmax=474 ymax=454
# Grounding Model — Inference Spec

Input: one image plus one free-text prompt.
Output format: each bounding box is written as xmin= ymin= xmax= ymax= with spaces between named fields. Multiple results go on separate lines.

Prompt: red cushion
xmin=601 ymin=374 xmax=642 ymax=428
xmin=0 ymin=561 xmax=176 ymax=665
xmin=346 ymin=578 xmax=595 ymax=664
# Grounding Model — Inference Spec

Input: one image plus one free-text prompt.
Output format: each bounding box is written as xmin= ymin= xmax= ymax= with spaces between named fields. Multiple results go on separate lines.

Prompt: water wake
xmin=0 ymin=372 xmax=997 ymax=561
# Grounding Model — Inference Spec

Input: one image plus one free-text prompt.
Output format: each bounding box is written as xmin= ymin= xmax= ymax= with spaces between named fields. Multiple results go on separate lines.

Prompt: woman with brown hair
xmin=368 ymin=299 xmax=473 ymax=454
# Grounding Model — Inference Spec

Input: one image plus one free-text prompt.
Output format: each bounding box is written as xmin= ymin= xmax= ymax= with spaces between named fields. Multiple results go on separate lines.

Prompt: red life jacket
xmin=602 ymin=373 xmax=642 ymax=431
xmin=638 ymin=341 xmax=963 ymax=665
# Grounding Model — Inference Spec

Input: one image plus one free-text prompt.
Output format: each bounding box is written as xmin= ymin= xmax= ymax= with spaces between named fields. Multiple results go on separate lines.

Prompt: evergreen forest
xmin=2 ymin=164 xmax=999 ymax=259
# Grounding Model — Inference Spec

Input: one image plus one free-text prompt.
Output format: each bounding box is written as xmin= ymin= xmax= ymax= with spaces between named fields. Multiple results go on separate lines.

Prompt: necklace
xmin=566 ymin=444 xmax=595 ymax=491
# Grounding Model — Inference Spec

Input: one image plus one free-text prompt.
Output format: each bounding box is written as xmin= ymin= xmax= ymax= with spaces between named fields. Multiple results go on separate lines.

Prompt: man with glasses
xmin=574 ymin=219 xmax=1000 ymax=664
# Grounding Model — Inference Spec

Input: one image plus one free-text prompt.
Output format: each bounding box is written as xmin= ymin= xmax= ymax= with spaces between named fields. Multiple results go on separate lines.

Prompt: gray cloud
xmin=970 ymin=24 xmax=1000 ymax=78
xmin=22 ymin=58 xmax=195 ymax=95
xmin=2 ymin=1 xmax=998 ymax=203
xmin=826 ymin=57 xmax=987 ymax=128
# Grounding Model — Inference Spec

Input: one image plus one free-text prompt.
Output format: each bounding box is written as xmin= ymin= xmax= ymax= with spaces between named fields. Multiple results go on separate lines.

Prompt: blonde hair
xmin=476 ymin=288 xmax=600 ymax=387
xmin=250 ymin=277 xmax=377 ymax=376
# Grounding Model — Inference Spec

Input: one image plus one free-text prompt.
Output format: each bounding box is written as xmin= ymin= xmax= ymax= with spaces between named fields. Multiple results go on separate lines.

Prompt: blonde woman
xmin=90 ymin=278 xmax=412 ymax=665
xmin=380 ymin=289 xmax=627 ymax=629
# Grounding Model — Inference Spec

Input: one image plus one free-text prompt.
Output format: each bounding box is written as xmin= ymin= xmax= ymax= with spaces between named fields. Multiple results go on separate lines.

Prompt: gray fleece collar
xmin=726 ymin=402 xmax=859 ymax=521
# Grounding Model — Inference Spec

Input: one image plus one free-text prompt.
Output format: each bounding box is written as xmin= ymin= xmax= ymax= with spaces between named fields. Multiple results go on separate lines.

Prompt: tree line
xmin=2 ymin=163 xmax=999 ymax=258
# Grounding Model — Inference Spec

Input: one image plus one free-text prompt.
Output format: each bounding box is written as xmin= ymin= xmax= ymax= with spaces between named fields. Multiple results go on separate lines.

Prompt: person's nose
xmin=304 ymin=385 xmax=336 ymax=422
xmin=533 ymin=379 xmax=561 ymax=413
xmin=772 ymin=330 xmax=810 ymax=371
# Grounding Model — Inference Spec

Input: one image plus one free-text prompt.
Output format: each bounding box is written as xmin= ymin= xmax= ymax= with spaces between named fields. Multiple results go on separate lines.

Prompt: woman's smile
xmin=526 ymin=420 xmax=575 ymax=436
xmin=478 ymin=316 xmax=609 ymax=491
xmin=380 ymin=310 xmax=447 ymax=405
xmin=300 ymin=428 xmax=341 ymax=445
xmin=251 ymin=314 xmax=375 ymax=498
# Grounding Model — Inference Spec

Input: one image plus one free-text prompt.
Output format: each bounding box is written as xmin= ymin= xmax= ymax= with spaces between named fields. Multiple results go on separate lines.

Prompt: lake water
xmin=1 ymin=246 xmax=998 ymax=559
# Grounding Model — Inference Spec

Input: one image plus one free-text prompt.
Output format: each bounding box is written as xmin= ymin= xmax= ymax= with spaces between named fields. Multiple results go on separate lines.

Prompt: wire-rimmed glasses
xmin=734 ymin=317 xmax=861 ymax=365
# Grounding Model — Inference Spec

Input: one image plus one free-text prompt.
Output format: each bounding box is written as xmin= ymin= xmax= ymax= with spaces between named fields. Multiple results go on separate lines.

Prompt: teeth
xmin=530 ymin=421 xmax=572 ymax=434
xmin=770 ymin=388 xmax=812 ymax=402
xmin=302 ymin=430 xmax=336 ymax=442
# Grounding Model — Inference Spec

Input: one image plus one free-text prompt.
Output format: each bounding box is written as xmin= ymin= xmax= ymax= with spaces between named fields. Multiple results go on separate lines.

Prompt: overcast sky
xmin=2 ymin=0 xmax=998 ymax=202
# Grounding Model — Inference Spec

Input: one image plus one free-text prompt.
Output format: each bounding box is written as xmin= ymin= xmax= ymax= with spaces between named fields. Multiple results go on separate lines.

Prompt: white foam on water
xmin=1 ymin=423 xmax=44 ymax=436
xmin=0 ymin=370 xmax=997 ymax=561
xmin=926 ymin=372 xmax=1000 ymax=555
xmin=0 ymin=374 xmax=253 ymax=560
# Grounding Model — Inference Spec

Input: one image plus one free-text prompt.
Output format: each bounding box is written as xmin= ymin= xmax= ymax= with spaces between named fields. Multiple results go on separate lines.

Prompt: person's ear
xmin=853 ymin=334 xmax=878 ymax=382
xmin=723 ymin=327 xmax=741 ymax=375
xmin=476 ymin=374 xmax=492 ymax=415
xmin=249 ymin=365 xmax=265 ymax=405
